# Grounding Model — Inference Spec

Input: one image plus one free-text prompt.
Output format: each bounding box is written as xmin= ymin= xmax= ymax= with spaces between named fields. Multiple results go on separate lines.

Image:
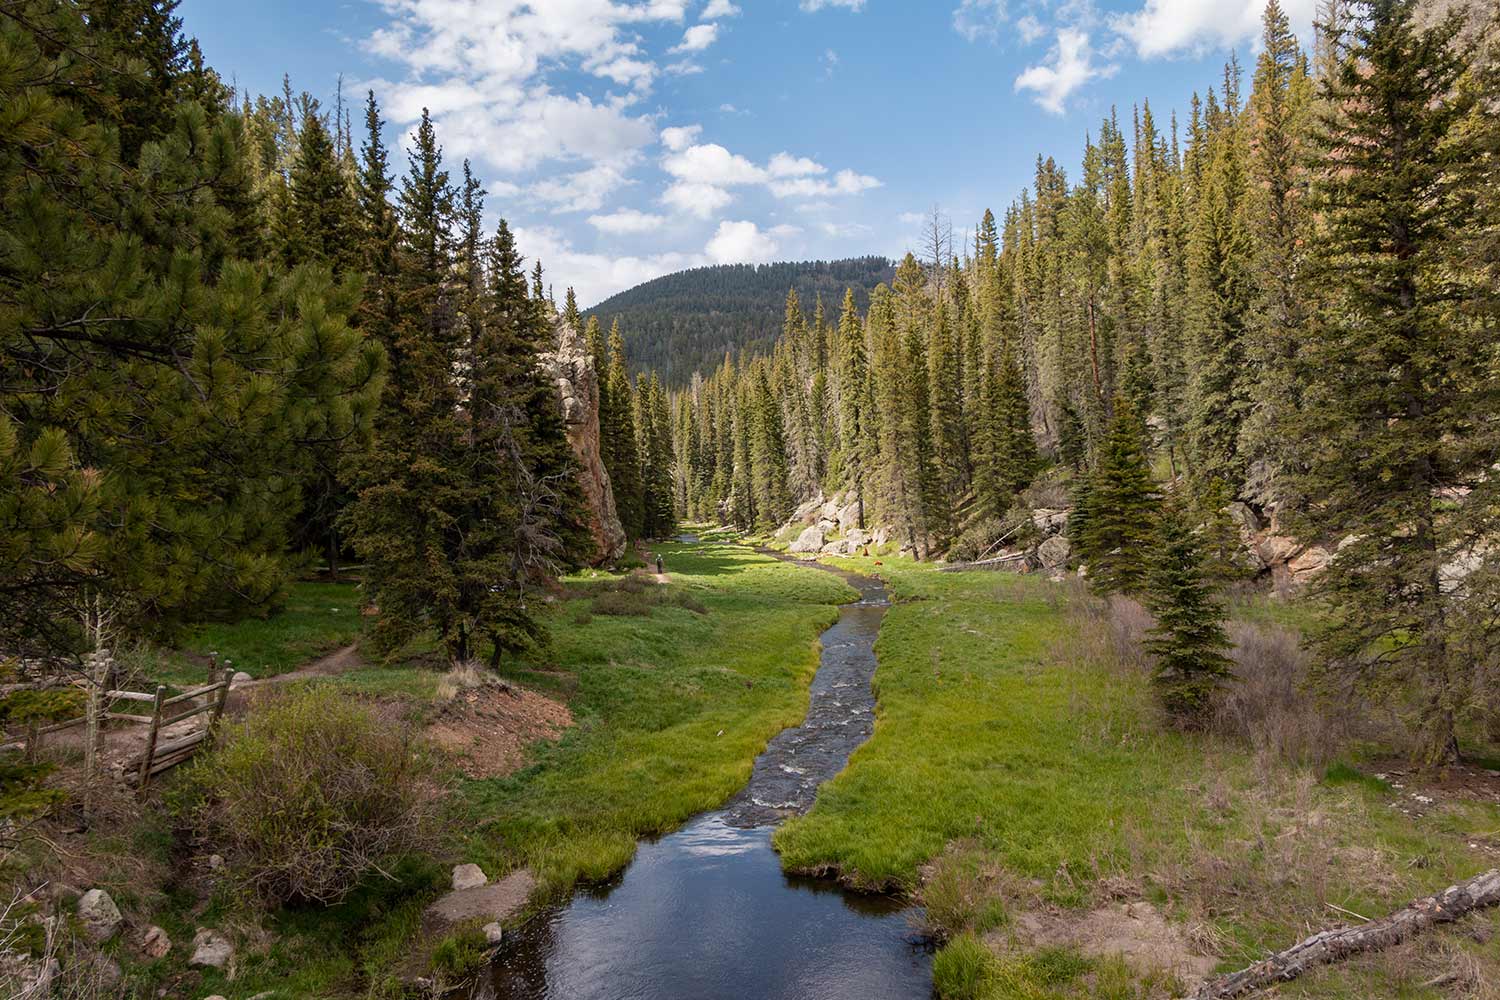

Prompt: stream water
xmin=476 ymin=551 xmax=933 ymax=999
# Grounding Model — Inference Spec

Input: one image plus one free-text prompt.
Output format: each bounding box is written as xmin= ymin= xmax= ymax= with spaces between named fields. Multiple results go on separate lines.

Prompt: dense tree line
xmin=643 ymin=0 xmax=1500 ymax=755
xmin=0 ymin=0 xmax=588 ymax=673
xmin=588 ymin=257 xmax=894 ymax=385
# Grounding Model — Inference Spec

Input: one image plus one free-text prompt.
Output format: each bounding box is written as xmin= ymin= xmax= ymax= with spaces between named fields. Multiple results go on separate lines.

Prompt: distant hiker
xmin=656 ymin=554 xmax=664 ymax=575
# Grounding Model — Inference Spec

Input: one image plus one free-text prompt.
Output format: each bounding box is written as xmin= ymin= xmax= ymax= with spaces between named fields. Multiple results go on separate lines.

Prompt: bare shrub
xmin=436 ymin=661 xmax=490 ymax=702
xmin=1214 ymin=621 xmax=1349 ymax=766
xmin=184 ymin=686 xmax=441 ymax=906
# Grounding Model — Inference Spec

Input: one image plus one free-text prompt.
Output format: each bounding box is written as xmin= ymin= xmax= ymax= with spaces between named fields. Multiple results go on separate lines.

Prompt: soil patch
xmin=992 ymin=900 xmax=1218 ymax=985
xmin=426 ymin=869 xmax=537 ymax=927
xmin=425 ymin=685 xmax=572 ymax=779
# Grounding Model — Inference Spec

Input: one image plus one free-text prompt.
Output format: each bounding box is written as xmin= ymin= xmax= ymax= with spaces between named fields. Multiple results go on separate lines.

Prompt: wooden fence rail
xmin=2 ymin=665 xmax=235 ymax=788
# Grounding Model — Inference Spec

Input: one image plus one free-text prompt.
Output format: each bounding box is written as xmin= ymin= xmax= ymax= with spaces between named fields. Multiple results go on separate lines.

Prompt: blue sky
xmin=181 ymin=0 xmax=1313 ymax=305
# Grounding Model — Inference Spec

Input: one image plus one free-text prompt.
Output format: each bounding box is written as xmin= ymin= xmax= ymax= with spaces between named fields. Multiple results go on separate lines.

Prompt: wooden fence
xmin=4 ymin=665 xmax=234 ymax=789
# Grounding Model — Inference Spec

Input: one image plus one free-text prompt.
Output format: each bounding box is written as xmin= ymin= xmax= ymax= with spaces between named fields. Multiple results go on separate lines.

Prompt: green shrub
xmin=185 ymin=686 xmax=440 ymax=906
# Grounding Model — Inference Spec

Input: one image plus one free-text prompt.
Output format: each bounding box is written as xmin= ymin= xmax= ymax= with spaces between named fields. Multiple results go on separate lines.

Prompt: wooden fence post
xmin=209 ymin=666 xmax=232 ymax=731
xmin=138 ymin=685 xmax=166 ymax=790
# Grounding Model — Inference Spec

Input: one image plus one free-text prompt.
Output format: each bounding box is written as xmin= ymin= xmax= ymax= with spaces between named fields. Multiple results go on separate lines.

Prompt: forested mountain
xmin=586 ymin=257 xmax=894 ymax=384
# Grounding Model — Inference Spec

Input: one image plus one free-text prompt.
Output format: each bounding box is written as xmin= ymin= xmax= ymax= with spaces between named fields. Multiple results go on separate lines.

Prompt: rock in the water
xmin=452 ymin=863 xmax=488 ymax=891
xmin=139 ymin=924 xmax=171 ymax=959
xmin=189 ymin=928 xmax=233 ymax=970
xmin=483 ymin=921 xmax=505 ymax=945
xmin=1037 ymin=535 xmax=1071 ymax=569
xmin=789 ymin=526 xmax=824 ymax=554
xmin=539 ymin=311 xmax=626 ymax=565
xmin=76 ymin=889 xmax=122 ymax=943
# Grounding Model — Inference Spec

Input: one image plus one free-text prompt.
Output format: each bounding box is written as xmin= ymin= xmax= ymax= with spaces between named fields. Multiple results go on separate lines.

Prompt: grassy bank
xmin=458 ymin=540 xmax=855 ymax=894
xmin=62 ymin=540 xmax=856 ymax=998
xmin=775 ymin=556 xmax=1500 ymax=999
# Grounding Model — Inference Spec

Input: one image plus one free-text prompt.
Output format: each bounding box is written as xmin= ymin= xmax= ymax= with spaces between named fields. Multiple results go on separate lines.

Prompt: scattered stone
xmin=452 ymin=863 xmax=488 ymax=891
xmin=189 ymin=928 xmax=233 ymax=970
xmin=204 ymin=995 xmax=228 ymax=1000
xmin=207 ymin=853 xmax=225 ymax=870
xmin=96 ymin=957 xmax=123 ymax=988
xmin=231 ymin=671 xmax=253 ymax=686
xmin=76 ymin=888 xmax=123 ymax=943
xmin=483 ymin=921 xmax=505 ymax=945
xmin=139 ymin=924 xmax=172 ymax=959
xmin=248 ymin=993 xmax=278 ymax=1000
xmin=788 ymin=526 xmax=824 ymax=554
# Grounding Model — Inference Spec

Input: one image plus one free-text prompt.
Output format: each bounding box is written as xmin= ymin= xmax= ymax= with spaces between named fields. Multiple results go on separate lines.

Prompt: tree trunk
xmin=1186 ymin=869 xmax=1500 ymax=1000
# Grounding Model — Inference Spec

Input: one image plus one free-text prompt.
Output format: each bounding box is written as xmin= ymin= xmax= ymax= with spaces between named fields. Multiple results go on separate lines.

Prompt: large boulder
xmin=189 ymin=928 xmax=233 ymax=970
xmin=539 ymin=312 xmax=626 ymax=565
xmin=1255 ymin=534 xmax=1304 ymax=567
xmin=1037 ymin=535 xmax=1071 ymax=570
xmin=789 ymin=526 xmax=825 ymax=554
xmin=76 ymin=889 xmax=122 ymax=943
xmin=845 ymin=528 xmax=870 ymax=549
xmin=1288 ymin=546 xmax=1332 ymax=582
xmin=790 ymin=492 xmax=826 ymax=526
xmin=836 ymin=499 xmax=862 ymax=533
xmin=1031 ymin=509 xmax=1069 ymax=536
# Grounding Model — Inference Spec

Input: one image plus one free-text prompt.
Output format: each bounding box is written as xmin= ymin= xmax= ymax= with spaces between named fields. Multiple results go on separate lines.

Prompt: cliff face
xmin=541 ymin=314 xmax=627 ymax=565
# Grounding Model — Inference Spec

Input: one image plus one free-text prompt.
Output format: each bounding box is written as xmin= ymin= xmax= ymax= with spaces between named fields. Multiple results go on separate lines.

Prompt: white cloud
xmin=1017 ymin=14 xmax=1046 ymax=43
xmin=529 ymin=161 xmax=634 ymax=212
xmin=898 ymin=211 xmax=926 ymax=225
xmin=661 ymin=180 xmax=733 ymax=217
xmin=587 ymin=208 xmax=668 ymax=234
xmin=701 ymin=0 xmax=740 ymax=18
xmin=769 ymin=168 xmax=880 ymax=198
xmin=820 ymin=221 xmax=872 ymax=238
xmin=1113 ymin=0 xmax=1313 ymax=57
xmin=706 ymin=220 xmax=781 ymax=263
xmin=660 ymin=124 xmax=703 ymax=151
xmin=662 ymin=141 xmax=768 ymax=186
xmin=516 ymin=225 xmax=704 ymax=306
xmin=953 ymin=0 xmax=1007 ymax=43
xmin=666 ymin=59 xmax=705 ymax=75
xmin=821 ymin=48 xmax=839 ymax=77
xmin=671 ymin=22 xmax=719 ymax=52
xmin=1014 ymin=28 xmax=1115 ymax=114
xmin=800 ymin=0 xmax=865 ymax=10
xmin=767 ymin=152 xmax=825 ymax=178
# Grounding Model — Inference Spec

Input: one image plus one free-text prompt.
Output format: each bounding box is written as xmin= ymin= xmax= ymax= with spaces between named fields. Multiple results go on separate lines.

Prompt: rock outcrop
xmin=540 ymin=314 xmax=626 ymax=565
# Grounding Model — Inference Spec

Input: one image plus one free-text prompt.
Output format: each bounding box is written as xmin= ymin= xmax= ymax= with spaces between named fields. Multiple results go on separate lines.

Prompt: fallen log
xmin=1187 ymin=868 xmax=1500 ymax=999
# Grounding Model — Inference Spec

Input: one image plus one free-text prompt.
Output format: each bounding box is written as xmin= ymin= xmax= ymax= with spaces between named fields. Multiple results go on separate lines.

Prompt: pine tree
xmin=1284 ymin=0 xmax=1491 ymax=763
xmin=286 ymin=112 xmax=356 ymax=273
xmin=604 ymin=326 xmax=644 ymax=538
xmin=836 ymin=288 xmax=871 ymax=524
xmin=1145 ymin=489 xmax=1234 ymax=725
xmin=1082 ymin=397 xmax=1157 ymax=596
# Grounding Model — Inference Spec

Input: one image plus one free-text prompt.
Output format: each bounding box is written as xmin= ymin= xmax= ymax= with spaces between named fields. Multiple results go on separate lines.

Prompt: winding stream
xmin=477 ymin=550 xmax=933 ymax=999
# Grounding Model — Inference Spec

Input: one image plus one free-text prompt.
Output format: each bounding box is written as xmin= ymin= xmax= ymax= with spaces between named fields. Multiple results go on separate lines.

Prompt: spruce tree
xmin=1145 ymin=489 xmax=1234 ymax=725
xmin=1284 ymin=0 xmax=1490 ymax=763
xmin=1082 ymin=397 xmax=1157 ymax=596
xmin=604 ymin=325 xmax=644 ymax=538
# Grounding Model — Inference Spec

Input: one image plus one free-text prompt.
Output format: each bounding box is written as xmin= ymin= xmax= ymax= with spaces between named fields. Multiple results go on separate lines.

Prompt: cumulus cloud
xmin=662 ymin=180 xmax=734 ymax=218
xmin=1113 ymin=0 xmax=1313 ymax=57
xmin=1016 ymin=14 xmax=1046 ymax=43
xmin=529 ymin=161 xmax=635 ymax=212
xmin=587 ymin=208 xmax=667 ymax=234
xmin=660 ymin=124 xmax=703 ymax=151
xmin=1014 ymin=28 xmax=1115 ymax=113
xmin=516 ymin=225 xmax=704 ymax=306
xmin=952 ymin=0 xmax=1008 ymax=43
xmin=768 ymin=169 xmax=880 ymax=198
xmin=706 ymin=220 xmax=781 ymax=263
xmin=701 ymin=0 xmax=740 ymax=18
xmin=656 ymin=138 xmax=880 ymax=215
xmin=671 ymin=22 xmax=719 ymax=53
xmin=800 ymin=0 xmax=865 ymax=10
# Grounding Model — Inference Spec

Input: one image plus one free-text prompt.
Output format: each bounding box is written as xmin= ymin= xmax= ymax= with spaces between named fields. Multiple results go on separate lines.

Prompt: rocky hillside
xmin=585 ymin=257 xmax=894 ymax=385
